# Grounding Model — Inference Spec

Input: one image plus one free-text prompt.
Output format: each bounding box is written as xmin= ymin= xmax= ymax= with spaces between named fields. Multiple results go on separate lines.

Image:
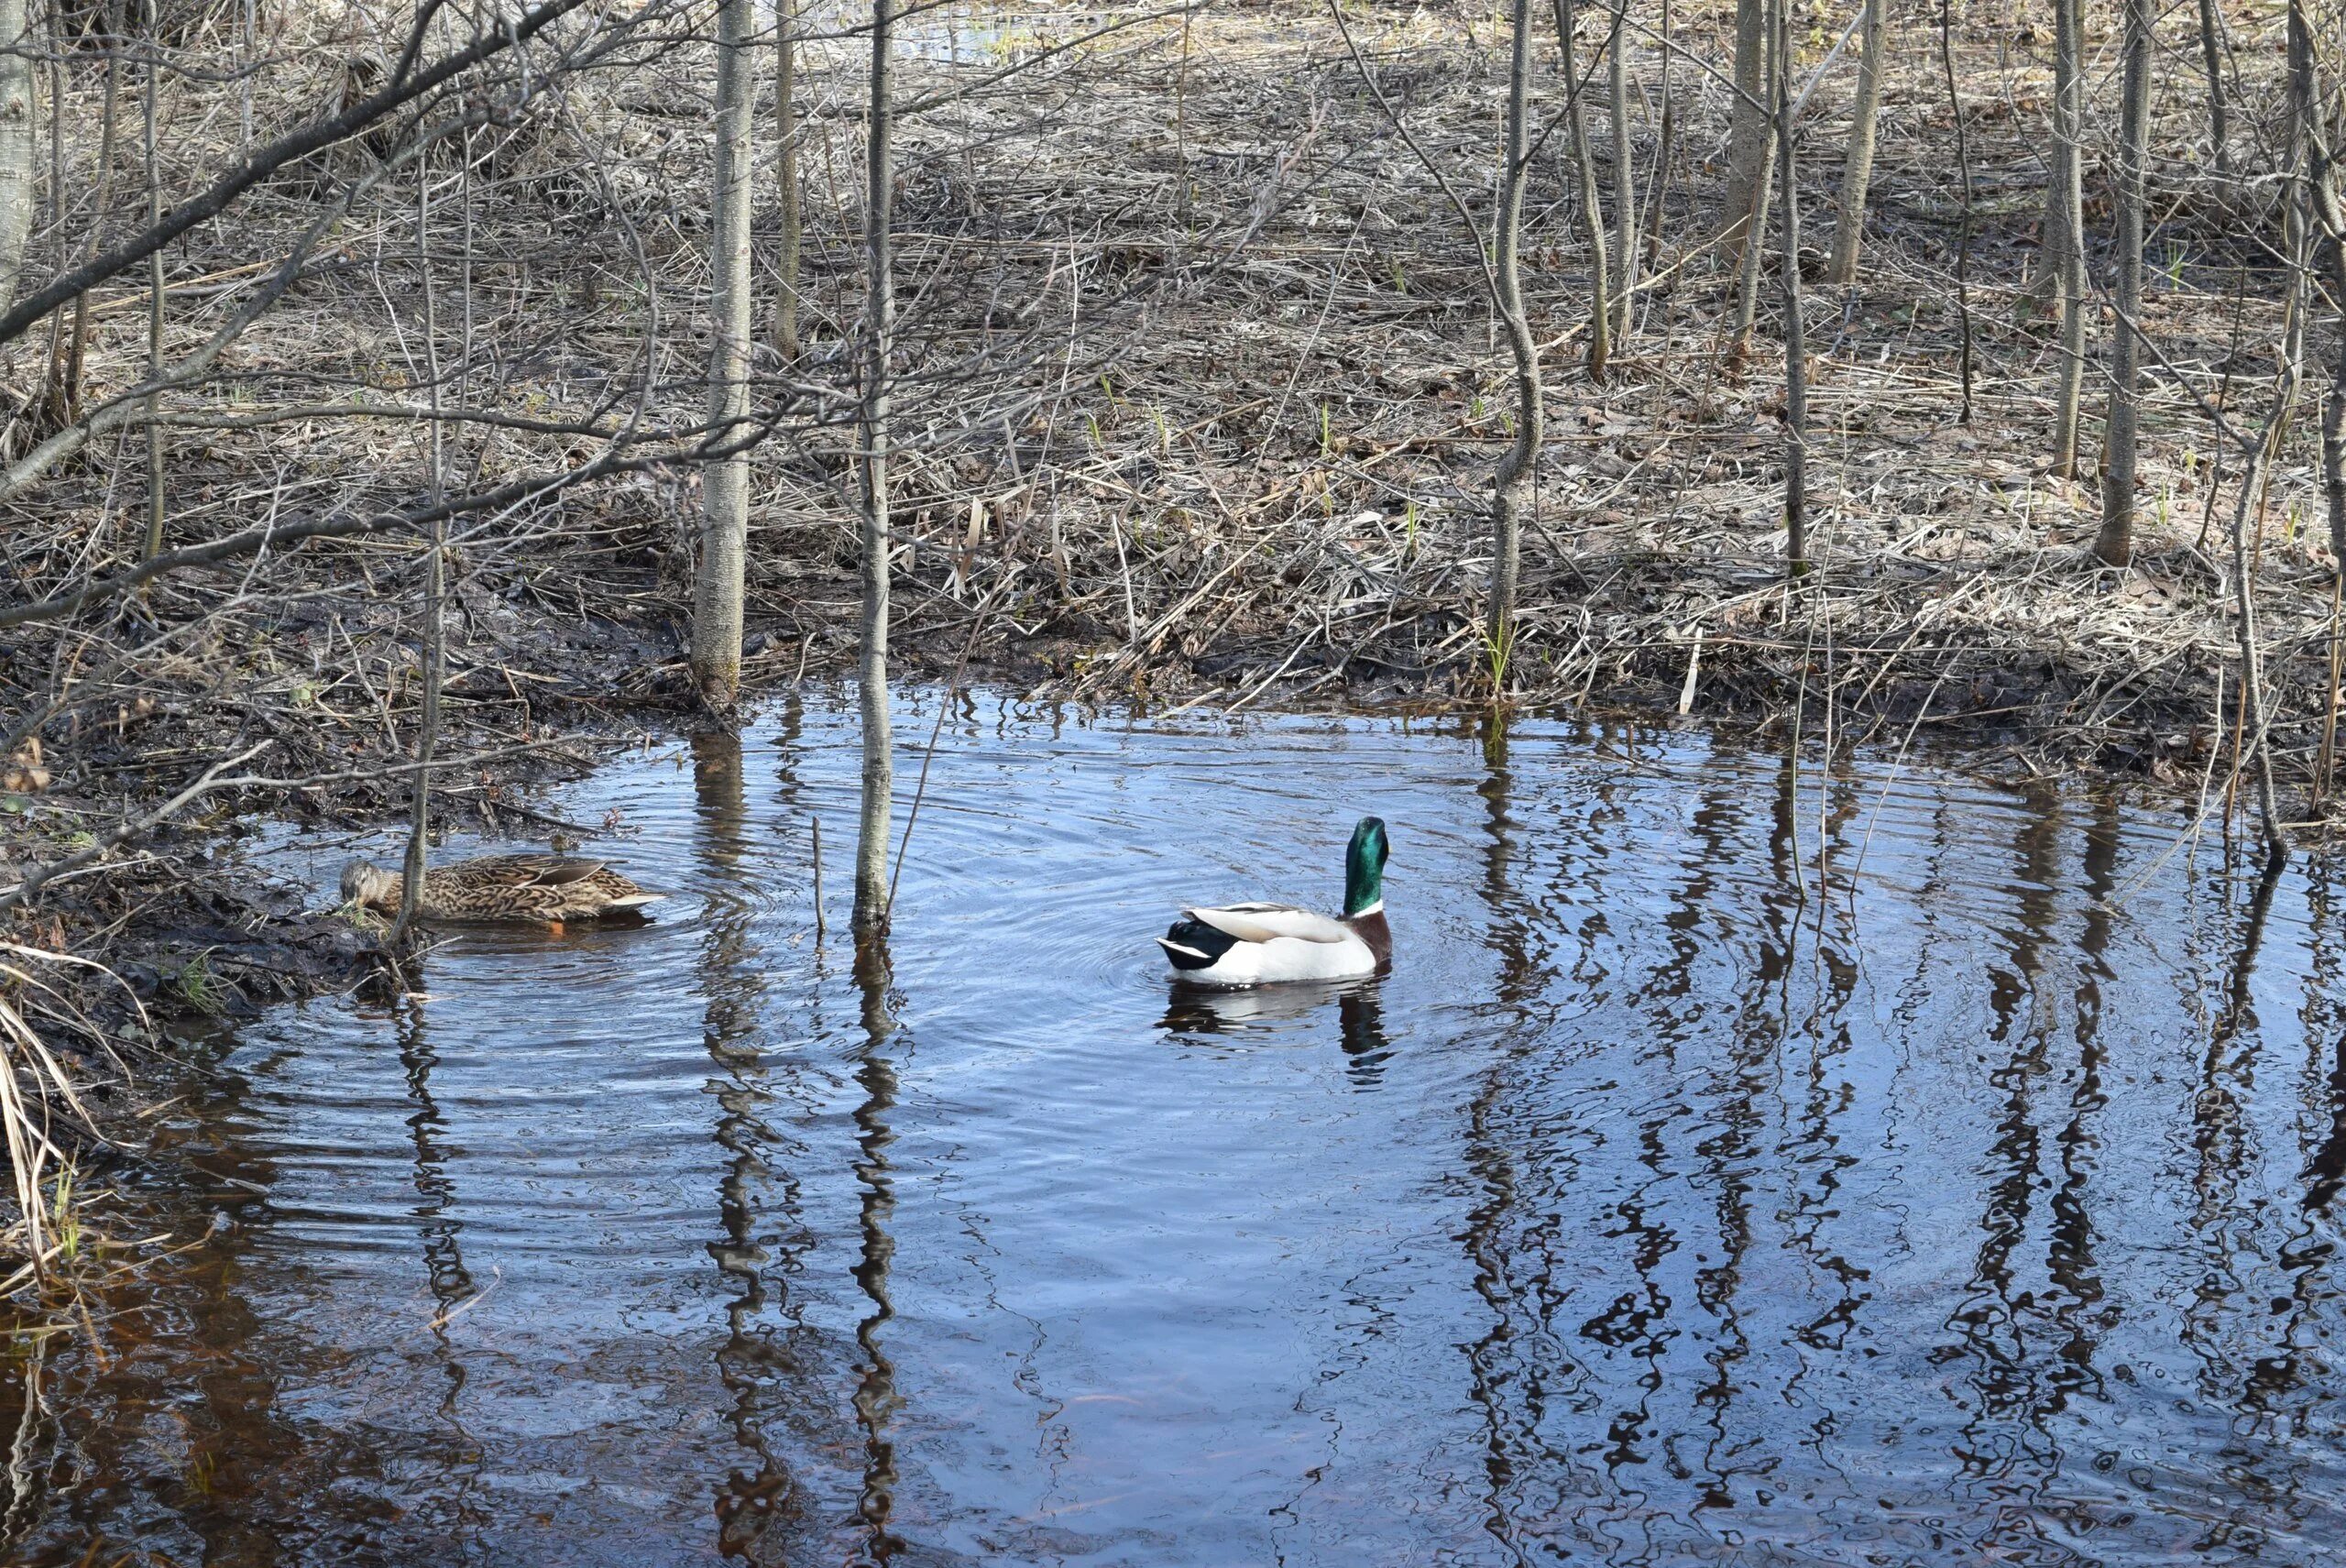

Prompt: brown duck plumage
xmin=340 ymin=853 xmax=663 ymax=924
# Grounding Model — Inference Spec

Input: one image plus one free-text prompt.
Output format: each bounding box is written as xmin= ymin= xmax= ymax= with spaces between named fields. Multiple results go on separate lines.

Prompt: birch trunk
xmin=1554 ymin=0 xmax=1610 ymax=378
xmin=1938 ymin=0 xmax=1973 ymax=422
xmin=2050 ymin=0 xmax=2088 ymax=477
xmin=2293 ymin=0 xmax=2345 ymax=567
xmin=1726 ymin=114 xmax=1774 ymax=364
xmin=1776 ymin=0 xmax=1807 ymax=575
xmin=395 ymin=160 xmax=448 ymax=944
xmin=2195 ymin=0 xmax=2229 ymax=174
xmin=1825 ymin=0 xmax=1882 ymax=287
xmin=854 ymin=0 xmax=897 ymax=935
xmin=49 ymin=22 xmax=119 ymax=429
xmin=141 ymin=1 xmax=163 ymax=562
xmin=0 ymin=0 xmax=34 ymax=317
xmin=1715 ymin=0 xmax=1770 ymax=259
xmin=2023 ymin=0 xmax=2082 ymax=312
xmin=1606 ymin=5 xmax=1637 ymax=344
xmin=2093 ymin=0 xmax=2152 ymax=566
xmin=1490 ymin=0 xmax=1543 ymax=663
xmin=772 ymin=0 xmax=802 ymax=363
xmin=691 ymin=0 xmax=756 ymax=708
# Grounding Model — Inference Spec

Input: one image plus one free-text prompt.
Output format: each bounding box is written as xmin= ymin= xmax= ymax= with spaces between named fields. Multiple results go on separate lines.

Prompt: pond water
xmin=7 ymin=692 xmax=2346 ymax=1565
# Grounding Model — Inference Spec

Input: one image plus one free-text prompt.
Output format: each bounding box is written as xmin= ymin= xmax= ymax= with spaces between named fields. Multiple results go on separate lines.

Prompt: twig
xmin=0 ymin=742 xmax=271 ymax=912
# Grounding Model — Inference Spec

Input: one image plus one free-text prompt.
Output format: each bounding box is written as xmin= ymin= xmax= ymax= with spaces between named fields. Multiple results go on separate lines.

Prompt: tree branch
xmin=0 ymin=0 xmax=596 ymax=349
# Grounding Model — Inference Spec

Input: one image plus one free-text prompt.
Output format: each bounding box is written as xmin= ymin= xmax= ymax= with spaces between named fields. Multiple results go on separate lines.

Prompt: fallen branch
xmin=0 ymin=742 xmax=272 ymax=913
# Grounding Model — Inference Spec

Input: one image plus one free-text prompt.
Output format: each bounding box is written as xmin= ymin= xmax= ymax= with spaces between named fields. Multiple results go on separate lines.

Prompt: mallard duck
xmin=339 ymin=854 xmax=663 ymax=926
xmin=1158 ymin=817 xmax=1392 ymax=986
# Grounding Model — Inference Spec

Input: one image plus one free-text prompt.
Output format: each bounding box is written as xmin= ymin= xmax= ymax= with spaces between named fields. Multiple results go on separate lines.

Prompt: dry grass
xmin=0 ymin=943 xmax=132 ymax=1279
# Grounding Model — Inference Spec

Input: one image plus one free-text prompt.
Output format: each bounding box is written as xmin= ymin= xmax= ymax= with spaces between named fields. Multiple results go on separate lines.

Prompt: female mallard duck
xmin=340 ymin=854 xmax=663 ymax=926
xmin=1158 ymin=817 xmax=1391 ymax=986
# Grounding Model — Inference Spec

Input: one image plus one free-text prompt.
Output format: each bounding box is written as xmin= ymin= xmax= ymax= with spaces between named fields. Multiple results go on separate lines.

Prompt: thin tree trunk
xmin=2307 ymin=8 xmax=2346 ymax=576
xmin=140 ymin=0 xmax=163 ymax=562
xmin=1555 ymin=0 xmax=1610 ymax=379
xmin=2323 ymin=324 xmax=2344 ymax=798
xmin=2330 ymin=335 xmax=2346 ymax=571
xmin=1776 ymin=0 xmax=1807 ymax=576
xmin=238 ymin=0 xmax=253 ymax=155
xmin=2094 ymin=0 xmax=2152 ymax=567
xmin=1490 ymin=0 xmax=1543 ymax=664
xmin=1175 ymin=7 xmax=1193 ymax=225
xmin=691 ymin=0 xmax=756 ymax=708
xmin=395 ymin=152 xmax=448 ymax=944
xmin=0 ymin=0 xmax=35 ymax=317
xmin=1716 ymin=0 xmax=1770 ymax=258
xmin=395 ymin=532 xmax=446 ymax=940
xmin=1643 ymin=0 xmax=1673 ymax=269
xmin=771 ymin=0 xmax=802 ymax=362
xmin=2050 ymin=0 xmax=2088 ymax=477
xmin=1938 ymin=0 xmax=1972 ymax=423
xmin=2196 ymin=0 xmax=2229 ymax=174
xmin=2231 ymin=427 xmax=2292 ymax=862
xmin=1825 ymin=0 xmax=1883 ymax=287
xmin=1606 ymin=3 xmax=1637 ymax=344
xmin=2023 ymin=0 xmax=2079 ymax=313
xmin=53 ymin=9 xmax=125 ymax=431
xmin=1727 ymin=102 xmax=1774 ymax=366
xmin=34 ymin=0 xmax=60 ymax=411
xmin=854 ymin=0 xmax=897 ymax=935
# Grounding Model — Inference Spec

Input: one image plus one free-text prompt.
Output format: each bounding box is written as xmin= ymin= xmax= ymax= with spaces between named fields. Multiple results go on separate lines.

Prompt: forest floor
xmin=3 ymin=0 xmax=2337 ymax=1067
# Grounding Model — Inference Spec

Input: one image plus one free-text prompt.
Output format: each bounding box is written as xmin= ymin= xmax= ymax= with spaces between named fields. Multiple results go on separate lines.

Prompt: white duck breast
xmin=1160 ymin=902 xmax=1380 ymax=986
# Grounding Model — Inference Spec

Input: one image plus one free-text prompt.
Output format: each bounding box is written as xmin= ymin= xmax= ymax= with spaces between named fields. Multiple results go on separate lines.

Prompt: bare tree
xmin=1725 ymin=91 xmax=1774 ymax=365
xmin=2305 ymin=44 xmax=2346 ymax=568
xmin=2095 ymin=0 xmax=2153 ymax=567
xmin=0 ymin=0 xmax=33 ymax=316
xmin=1775 ymin=0 xmax=1807 ymax=575
xmin=692 ymin=0 xmax=757 ymax=708
xmin=1716 ymin=0 xmax=1770 ymax=258
xmin=2023 ymin=2 xmax=2080 ymax=318
xmin=394 ymin=159 xmax=450 ymax=944
xmin=2226 ymin=411 xmax=2293 ymax=863
xmin=2049 ymin=0 xmax=2088 ymax=478
xmin=1489 ymin=0 xmax=1544 ymax=663
xmin=140 ymin=0 xmax=164 ymax=562
xmin=772 ymin=0 xmax=803 ymax=363
xmin=3 ymin=0 xmax=600 ymax=352
xmin=1606 ymin=5 xmax=1637 ymax=343
xmin=2195 ymin=0 xmax=2230 ymax=174
xmin=1641 ymin=0 xmax=1674 ymax=270
xmin=1329 ymin=1 xmax=1542 ymax=674
xmin=40 ymin=5 xmax=123 ymax=432
xmin=1825 ymin=0 xmax=1883 ymax=287
xmin=1556 ymin=0 xmax=1610 ymax=378
xmin=855 ymin=0 xmax=898 ymax=935
xmin=2286 ymin=0 xmax=2343 ymax=796
xmin=1936 ymin=0 xmax=1972 ymax=422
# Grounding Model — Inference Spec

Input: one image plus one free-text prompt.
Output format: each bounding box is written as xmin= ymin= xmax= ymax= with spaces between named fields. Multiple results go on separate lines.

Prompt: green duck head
xmin=1343 ymin=817 xmax=1390 ymax=917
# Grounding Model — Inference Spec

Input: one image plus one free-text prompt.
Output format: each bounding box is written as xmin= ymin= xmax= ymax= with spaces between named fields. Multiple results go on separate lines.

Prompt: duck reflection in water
xmin=1158 ymin=979 xmax=1396 ymax=1088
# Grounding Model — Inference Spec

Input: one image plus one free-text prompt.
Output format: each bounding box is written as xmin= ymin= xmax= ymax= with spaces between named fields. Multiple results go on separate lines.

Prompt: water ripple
xmin=5 ymin=693 xmax=2343 ymax=1567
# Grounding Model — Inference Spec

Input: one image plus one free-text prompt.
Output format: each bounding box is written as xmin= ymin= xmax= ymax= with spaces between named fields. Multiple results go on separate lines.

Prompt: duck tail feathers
xmin=1157 ymin=936 xmax=1217 ymax=970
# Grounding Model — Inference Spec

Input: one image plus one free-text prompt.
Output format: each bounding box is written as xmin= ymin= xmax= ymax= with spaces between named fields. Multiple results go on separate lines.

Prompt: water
xmin=774 ymin=0 xmax=1048 ymax=65
xmin=7 ymin=692 xmax=2346 ymax=1565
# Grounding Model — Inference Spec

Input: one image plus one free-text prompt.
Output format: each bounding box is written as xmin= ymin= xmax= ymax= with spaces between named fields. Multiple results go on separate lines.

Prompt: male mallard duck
xmin=1158 ymin=817 xmax=1392 ymax=986
xmin=339 ymin=854 xmax=663 ymax=925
